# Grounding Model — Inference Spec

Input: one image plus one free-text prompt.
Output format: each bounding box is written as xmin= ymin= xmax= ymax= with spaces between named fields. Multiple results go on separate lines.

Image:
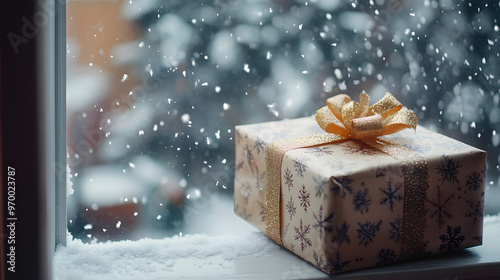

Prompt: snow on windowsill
xmin=54 ymin=213 xmax=500 ymax=280
xmin=54 ymin=230 xmax=278 ymax=280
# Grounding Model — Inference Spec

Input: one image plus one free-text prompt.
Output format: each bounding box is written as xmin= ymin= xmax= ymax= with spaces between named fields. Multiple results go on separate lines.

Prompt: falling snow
xmin=66 ymin=0 xmax=500 ymax=244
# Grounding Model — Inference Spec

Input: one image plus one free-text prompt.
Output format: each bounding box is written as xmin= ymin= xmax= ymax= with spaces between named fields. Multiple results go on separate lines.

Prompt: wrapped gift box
xmin=234 ymin=116 xmax=486 ymax=274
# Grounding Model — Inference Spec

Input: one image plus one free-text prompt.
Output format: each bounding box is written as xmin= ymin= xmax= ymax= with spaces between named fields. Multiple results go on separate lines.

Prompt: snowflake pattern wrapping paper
xmin=234 ymin=116 xmax=486 ymax=274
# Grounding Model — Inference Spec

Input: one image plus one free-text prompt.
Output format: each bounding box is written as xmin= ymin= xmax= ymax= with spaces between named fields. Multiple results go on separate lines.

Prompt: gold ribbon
xmin=265 ymin=92 xmax=428 ymax=259
xmin=315 ymin=92 xmax=417 ymax=139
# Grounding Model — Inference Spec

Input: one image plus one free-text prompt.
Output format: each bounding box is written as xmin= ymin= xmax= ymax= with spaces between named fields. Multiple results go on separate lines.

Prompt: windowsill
xmin=54 ymin=197 xmax=500 ymax=280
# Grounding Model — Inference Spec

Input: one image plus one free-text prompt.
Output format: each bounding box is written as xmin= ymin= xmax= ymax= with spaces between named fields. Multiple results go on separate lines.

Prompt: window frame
xmin=1 ymin=0 xmax=66 ymax=279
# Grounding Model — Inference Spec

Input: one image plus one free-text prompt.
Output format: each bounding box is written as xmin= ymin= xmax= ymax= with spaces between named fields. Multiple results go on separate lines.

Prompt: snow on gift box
xmin=234 ymin=93 xmax=486 ymax=274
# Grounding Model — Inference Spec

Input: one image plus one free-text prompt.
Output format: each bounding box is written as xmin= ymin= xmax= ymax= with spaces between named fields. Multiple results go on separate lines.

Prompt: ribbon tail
xmin=265 ymin=133 xmax=347 ymax=245
xmin=315 ymin=106 xmax=350 ymax=137
xmin=363 ymin=138 xmax=429 ymax=259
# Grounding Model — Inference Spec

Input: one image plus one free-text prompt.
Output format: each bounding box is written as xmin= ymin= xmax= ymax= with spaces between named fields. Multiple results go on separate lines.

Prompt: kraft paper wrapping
xmin=234 ymin=116 xmax=486 ymax=274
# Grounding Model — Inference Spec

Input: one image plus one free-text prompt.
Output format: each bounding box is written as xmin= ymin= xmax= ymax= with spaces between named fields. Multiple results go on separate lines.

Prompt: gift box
xmin=234 ymin=93 xmax=486 ymax=274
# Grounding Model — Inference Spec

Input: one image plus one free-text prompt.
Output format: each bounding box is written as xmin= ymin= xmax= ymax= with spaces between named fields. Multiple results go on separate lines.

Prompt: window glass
xmin=67 ymin=0 xmax=500 ymax=242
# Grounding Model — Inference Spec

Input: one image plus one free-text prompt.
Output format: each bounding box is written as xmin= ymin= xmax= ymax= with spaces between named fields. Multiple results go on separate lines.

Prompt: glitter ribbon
xmin=265 ymin=92 xmax=428 ymax=259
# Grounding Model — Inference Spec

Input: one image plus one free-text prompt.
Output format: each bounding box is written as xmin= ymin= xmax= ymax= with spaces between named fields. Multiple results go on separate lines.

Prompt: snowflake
xmin=375 ymin=166 xmax=387 ymax=178
xmin=235 ymin=130 xmax=243 ymax=142
xmin=284 ymin=167 xmax=294 ymax=191
xmin=436 ymin=155 xmax=462 ymax=185
xmin=473 ymin=235 xmax=482 ymax=243
xmin=376 ymin=248 xmax=396 ymax=266
xmin=464 ymin=199 xmax=483 ymax=228
xmin=255 ymin=166 xmax=265 ymax=190
xmin=419 ymin=241 xmax=432 ymax=257
xmin=240 ymin=181 xmax=252 ymax=204
xmin=281 ymin=223 xmax=290 ymax=240
xmin=353 ymin=188 xmax=372 ymax=214
xmin=442 ymin=140 xmax=468 ymax=152
xmin=294 ymin=218 xmax=312 ymax=252
xmin=403 ymin=143 xmax=432 ymax=154
xmin=466 ymin=171 xmax=482 ymax=191
xmin=257 ymin=200 xmax=266 ymax=222
xmin=327 ymin=251 xmax=351 ymax=273
xmin=313 ymin=175 xmax=328 ymax=200
xmin=330 ymin=176 xmax=354 ymax=198
xmin=298 ymin=185 xmax=311 ymax=212
xmin=305 ymin=146 xmax=334 ymax=157
xmin=244 ymin=145 xmax=255 ymax=173
xmin=286 ymin=196 xmax=297 ymax=220
xmin=235 ymin=161 xmax=244 ymax=173
xmin=236 ymin=205 xmax=251 ymax=221
xmin=327 ymin=160 xmax=357 ymax=174
xmin=389 ymin=217 xmax=402 ymax=244
xmin=379 ymin=178 xmax=403 ymax=213
xmin=293 ymin=159 xmax=308 ymax=177
xmin=427 ymin=185 xmax=454 ymax=229
xmin=253 ymin=138 xmax=265 ymax=154
xmin=439 ymin=226 xmax=465 ymax=251
xmin=331 ymin=222 xmax=350 ymax=247
xmin=312 ymin=205 xmax=333 ymax=239
xmin=341 ymin=142 xmax=377 ymax=156
xmin=356 ymin=220 xmax=382 ymax=247
xmin=313 ymin=251 xmax=329 ymax=272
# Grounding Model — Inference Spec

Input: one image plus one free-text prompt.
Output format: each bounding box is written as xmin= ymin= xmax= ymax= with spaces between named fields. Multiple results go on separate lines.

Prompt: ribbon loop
xmin=371 ymin=92 xmax=403 ymax=118
xmin=326 ymin=94 xmax=351 ymax=120
xmin=315 ymin=106 xmax=349 ymax=137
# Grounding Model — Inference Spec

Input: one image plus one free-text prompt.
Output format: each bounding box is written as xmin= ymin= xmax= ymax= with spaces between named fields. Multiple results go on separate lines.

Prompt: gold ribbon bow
xmin=265 ymin=92 xmax=428 ymax=260
xmin=315 ymin=92 xmax=417 ymax=139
